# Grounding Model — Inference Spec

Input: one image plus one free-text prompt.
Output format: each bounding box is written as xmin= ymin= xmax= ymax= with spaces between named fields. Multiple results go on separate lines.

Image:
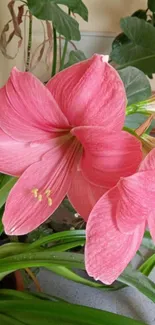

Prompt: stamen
xmin=48 ymin=197 xmax=53 ymax=206
xmin=32 ymin=188 xmax=39 ymax=198
xmin=38 ymin=194 xmax=43 ymax=202
xmin=45 ymin=189 xmax=51 ymax=197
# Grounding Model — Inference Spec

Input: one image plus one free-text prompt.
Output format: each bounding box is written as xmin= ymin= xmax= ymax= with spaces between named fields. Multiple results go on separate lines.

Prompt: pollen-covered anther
xmin=45 ymin=189 xmax=51 ymax=197
xmin=38 ymin=194 xmax=43 ymax=202
xmin=31 ymin=188 xmax=39 ymax=198
xmin=48 ymin=197 xmax=53 ymax=207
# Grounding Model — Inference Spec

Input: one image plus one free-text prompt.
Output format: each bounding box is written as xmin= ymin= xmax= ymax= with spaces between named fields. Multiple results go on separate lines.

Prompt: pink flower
xmin=85 ymin=148 xmax=155 ymax=285
xmin=0 ymin=54 xmax=142 ymax=235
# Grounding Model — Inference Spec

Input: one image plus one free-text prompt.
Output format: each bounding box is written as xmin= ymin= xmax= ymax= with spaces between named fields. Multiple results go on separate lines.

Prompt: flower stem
xmin=25 ymin=12 xmax=33 ymax=72
xmin=25 ymin=268 xmax=42 ymax=292
xmin=51 ymin=26 xmax=57 ymax=77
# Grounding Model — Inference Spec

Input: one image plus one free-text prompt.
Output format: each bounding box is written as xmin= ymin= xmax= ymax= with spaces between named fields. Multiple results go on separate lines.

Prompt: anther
xmin=45 ymin=189 xmax=51 ymax=197
xmin=32 ymin=188 xmax=39 ymax=198
xmin=38 ymin=194 xmax=43 ymax=202
xmin=48 ymin=197 xmax=53 ymax=206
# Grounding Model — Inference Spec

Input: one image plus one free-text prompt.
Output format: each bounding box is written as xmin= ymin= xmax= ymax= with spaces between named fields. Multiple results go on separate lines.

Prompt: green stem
xmin=123 ymin=126 xmax=141 ymax=141
xmin=60 ymin=39 xmax=68 ymax=71
xmin=126 ymin=109 xmax=150 ymax=116
xmin=25 ymin=12 xmax=33 ymax=72
xmin=60 ymin=9 xmax=71 ymax=71
xmin=51 ymin=27 xmax=57 ymax=77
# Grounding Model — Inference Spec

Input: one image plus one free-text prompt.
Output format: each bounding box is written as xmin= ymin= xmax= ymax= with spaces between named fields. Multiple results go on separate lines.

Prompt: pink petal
xmin=72 ymin=126 xmax=142 ymax=188
xmin=0 ymin=68 xmax=69 ymax=142
xmin=0 ymin=128 xmax=66 ymax=176
xmin=67 ymin=170 xmax=107 ymax=221
xmin=139 ymin=148 xmax=155 ymax=171
xmin=3 ymin=138 xmax=80 ymax=235
xmin=116 ymin=171 xmax=155 ymax=234
xmin=47 ymin=55 xmax=126 ymax=130
xmin=85 ymin=187 xmax=145 ymax=285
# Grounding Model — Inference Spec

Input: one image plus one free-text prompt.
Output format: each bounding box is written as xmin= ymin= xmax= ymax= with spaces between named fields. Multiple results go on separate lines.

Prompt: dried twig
xmin=0 ymin=1 xmax=24 ymax=59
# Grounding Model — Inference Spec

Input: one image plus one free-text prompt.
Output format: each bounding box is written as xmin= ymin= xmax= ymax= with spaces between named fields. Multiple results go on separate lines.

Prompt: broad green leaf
xmin=0 ymin=177 xmax=17 ymax=208
xmin=132 ymin=9 xmax=147 ymax=20
xmin=111 ymin=17 xmax=155 ymax=74
xmin=119 ymin=266 xmax=155 ymax=302
xmin=125 ymin=113 xmax=155 ymax=130
xmin=0 ymin=299 xmax=146 ymax=325
xmin=112 ymin=10 xmax=147 ymax=50
xmin=142 ymin=230 xmax=155 ymax=250
xmin=27 ymin=0 xmax=81 ymax=40
xmin=112 ymin=32 xmax=130 ymax=50
xmin=64 ymin=49 xmax=87 ymax=68
xmin=148 ymin=0 xmax=155 ymax=12
xmin=119 ymin=67 xmax=151 ymax=105
xmin=53 ymin=0 xmax=88 ymax=21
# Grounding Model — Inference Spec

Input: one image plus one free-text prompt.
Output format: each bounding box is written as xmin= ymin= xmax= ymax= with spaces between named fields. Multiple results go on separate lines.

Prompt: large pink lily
xmin=86 ymin=148 xmax=155 ymax=285
xmin=0 ymin=54 xmax=142 ymax=235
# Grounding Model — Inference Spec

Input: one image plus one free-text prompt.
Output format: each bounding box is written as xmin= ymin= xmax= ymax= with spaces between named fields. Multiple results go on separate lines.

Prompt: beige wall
xmin=79 ymin=0 xmax=147 ymax=32
xmin=0 ymin=0 xmax=148 ymax=85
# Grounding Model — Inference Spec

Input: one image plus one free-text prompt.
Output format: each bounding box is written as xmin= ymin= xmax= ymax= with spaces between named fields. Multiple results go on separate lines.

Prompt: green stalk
xmin=60 ymin=39 xmax=68 ymax=71
xmin=51 ymin=27 xmax=57 ymax=77
xmin=25 ymin=12 xmax=33 ymax=72
xmin=60 ymin=9 xmax=71 ymax=71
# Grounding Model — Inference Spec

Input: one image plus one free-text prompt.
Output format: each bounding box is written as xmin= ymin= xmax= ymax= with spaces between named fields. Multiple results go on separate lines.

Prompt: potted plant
xmin=1 ymin=1 xmax=155 ymax=324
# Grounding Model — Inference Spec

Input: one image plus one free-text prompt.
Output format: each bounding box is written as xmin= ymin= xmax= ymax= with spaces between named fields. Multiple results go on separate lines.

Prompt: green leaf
xmin=27 ymin=0 xmax=81 ymax=40
xmin=29 ymin=230 xmax=86 ymax=249
xmin=0 ymin=289 xmax=39 ymax=300
xmin=112 ymin=32 xmax=130 ymax=50
xmin=47 ymin=265 xmax=113 ymax=289
xmin=148 ymin=0 xmax=155 ymax=12
xmin=0 ymin=174 xmax=13 ymax=188
xmin=119 ymin=266 xmax=155 ymax=302
xmin=112 ymin=10 xmax=147 ymax=50
xmin=0 ymin=177 xmax=17 ymax=209
xmin=111 ymin=17 xmax=155 ymax=74
xmin=53 ymin=0 xmax=88 ymax=21
xmin=132 ymin=9 xmax=147 ymax=20
xmin=139 ymin=254 xmax=155 ymax=276
xmin=0 ymin=243 xmax=30 ymax=259
xmin=48 ymin=239 xmax=85 ymax=251
xmin=142 ymin=230 xmax=155 ymax=250
xmin=0 ymin=251 xmax=85 ymax=273
xmin=0 ymin=206 xmax=4 ymax=235
xmin=0 ymin=299 xmax=146 ymax=325
xmin=119 ymin=67 xmax=151 ymax=105
xmin=125 ymin=113 xmax=155 ymax=130
xmin=0 ymin=313 xmax=24 ymax=325
xmin=64 ymin=50 xmax=87 ymax=68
